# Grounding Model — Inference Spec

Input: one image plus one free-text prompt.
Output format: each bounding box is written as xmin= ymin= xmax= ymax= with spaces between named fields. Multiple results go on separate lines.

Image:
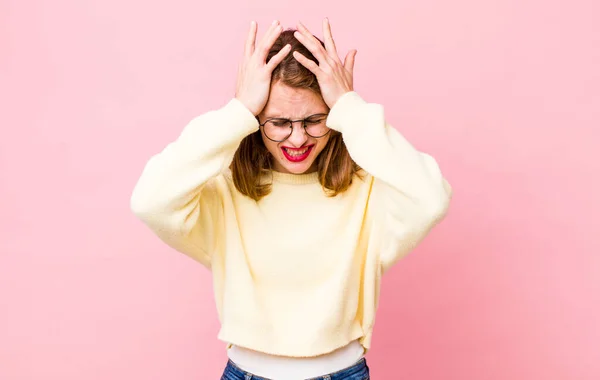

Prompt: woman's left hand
xmin=292 ymin=18 xmax=357 ymax=109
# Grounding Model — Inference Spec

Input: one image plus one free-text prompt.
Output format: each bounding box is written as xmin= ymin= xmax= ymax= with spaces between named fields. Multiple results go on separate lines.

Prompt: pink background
xmin=1 ymin=0 xmax=599 ymax=379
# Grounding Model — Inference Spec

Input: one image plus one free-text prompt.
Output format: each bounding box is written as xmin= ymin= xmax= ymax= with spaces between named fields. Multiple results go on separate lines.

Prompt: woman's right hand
xmin=235 ymin=20 xmax=291 ymax=116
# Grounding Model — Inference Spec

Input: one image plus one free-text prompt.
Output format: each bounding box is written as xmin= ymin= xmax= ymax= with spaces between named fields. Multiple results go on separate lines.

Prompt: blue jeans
xmin=220 ymin=357 xmax=371 ymax=380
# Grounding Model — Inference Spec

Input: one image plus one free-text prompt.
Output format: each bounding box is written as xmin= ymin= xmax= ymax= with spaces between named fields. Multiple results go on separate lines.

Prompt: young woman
xmin=131 ymin=18 xmax=452 ymax=380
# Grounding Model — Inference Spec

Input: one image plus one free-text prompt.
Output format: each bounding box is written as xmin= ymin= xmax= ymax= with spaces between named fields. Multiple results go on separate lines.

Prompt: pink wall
xmin=1 ymin=0 xmax=598 ymax=379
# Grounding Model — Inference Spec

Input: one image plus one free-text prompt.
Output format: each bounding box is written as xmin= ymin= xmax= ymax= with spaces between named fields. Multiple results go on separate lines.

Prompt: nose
xmin=284 ymin=121 xmax=309 ymax=147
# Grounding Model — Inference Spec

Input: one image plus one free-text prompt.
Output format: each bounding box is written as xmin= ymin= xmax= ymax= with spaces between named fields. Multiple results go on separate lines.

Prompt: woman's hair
xmin=230 ymin=29 xmax=361 ymax=201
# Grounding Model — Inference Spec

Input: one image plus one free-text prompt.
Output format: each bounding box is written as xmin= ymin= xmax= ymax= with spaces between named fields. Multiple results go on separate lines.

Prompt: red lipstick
xmin=281 ymin=145 xmax=314 ymax=162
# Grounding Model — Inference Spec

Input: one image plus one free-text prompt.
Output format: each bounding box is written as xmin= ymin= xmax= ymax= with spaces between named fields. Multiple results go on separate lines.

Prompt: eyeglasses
xmin=257 ymin=113 xmax=331 ymax=142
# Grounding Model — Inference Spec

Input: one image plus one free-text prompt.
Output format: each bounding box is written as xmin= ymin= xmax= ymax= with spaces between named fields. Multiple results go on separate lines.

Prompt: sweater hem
xmin=218 ymin=322 xmax=368 ymax=358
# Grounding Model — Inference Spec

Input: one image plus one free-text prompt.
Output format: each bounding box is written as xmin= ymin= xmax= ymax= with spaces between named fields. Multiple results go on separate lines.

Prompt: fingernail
xmin=273 ymin=20 xmax=278 ymax=25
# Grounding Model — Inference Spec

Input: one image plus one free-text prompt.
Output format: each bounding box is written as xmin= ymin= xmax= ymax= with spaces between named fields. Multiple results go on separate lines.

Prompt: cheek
xmin=313 ymin=137 xmax=331 ymax=157
xmin=261 ymin=135 xmax=281 ymax=156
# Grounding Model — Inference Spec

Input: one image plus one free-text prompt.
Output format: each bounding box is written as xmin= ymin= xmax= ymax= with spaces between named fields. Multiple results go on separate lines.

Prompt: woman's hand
xmin=292 ymin=18 xmax=357 ymax=109
xmin=235 ymin=20 xmax=291 ymax=116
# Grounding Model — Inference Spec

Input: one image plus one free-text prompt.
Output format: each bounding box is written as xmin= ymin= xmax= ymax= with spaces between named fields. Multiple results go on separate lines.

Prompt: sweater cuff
xmin=325 ymin=91 xmax=368 ymax=132
xmin=222 ymin=97 xmax=260 ymax=135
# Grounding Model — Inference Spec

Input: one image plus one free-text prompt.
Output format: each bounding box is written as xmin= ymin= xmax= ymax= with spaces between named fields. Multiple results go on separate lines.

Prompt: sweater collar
xmin=270 ymin=170 xmax=319 ymax=185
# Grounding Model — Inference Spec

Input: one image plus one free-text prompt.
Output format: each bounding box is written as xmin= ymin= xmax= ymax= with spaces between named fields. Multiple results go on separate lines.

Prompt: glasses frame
xmin=256 ymin=113 xmax=331 ymax=142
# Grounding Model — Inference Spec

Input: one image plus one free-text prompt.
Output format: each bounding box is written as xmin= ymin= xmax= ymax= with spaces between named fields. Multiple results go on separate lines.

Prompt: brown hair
xmin=230 ymin=29 xmax=361 ymax=201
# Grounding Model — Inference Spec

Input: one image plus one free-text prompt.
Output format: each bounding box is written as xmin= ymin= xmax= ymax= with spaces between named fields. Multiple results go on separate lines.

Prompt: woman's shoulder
xmin=198 ymin=168 xmax=235 ymax=195
xmin=354 ymin=167 xmax=373 ymax=183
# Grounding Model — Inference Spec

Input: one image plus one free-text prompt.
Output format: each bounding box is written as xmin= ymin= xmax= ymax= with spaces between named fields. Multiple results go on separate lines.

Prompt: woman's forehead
xmin=263 ymin=100 xmax=328 ymax=118
xmin=264 ymin=111 xmax=327 ymax=119
xmin=263 ymin=83 xmax=328 ymax=118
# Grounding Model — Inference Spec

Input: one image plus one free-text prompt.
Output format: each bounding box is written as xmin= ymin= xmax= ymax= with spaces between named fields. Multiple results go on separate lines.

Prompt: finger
xmin=257 ymin=21 xmax=283 ymax=61
xmin=344 ymin=49 xmax=357 ymax=73
xmin=292 ymin=51 xmax=324 ymax=76
xmin=322 ymin=18 xmax=339 ymax=60
xmin=244 ymin=21 xmax=257 ymax=58
xmin=294 ymin=22 xmax=330 ymax=65
xmin=266 ymin=44 xmax=292 ymax=71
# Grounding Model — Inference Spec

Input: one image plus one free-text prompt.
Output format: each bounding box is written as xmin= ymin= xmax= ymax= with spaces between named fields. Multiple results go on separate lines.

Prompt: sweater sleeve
xmin=326 ymin=91 xmax=453 ymax=274
xmin=130 ymin=98 xmax=259 ymax=268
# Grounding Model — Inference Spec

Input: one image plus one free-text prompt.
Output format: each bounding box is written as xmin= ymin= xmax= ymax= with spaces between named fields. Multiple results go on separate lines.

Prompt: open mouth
xmin=281 ymin=145 xmax=314 ymax=162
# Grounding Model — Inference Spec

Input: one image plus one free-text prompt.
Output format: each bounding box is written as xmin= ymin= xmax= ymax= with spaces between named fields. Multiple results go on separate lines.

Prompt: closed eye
xmin=270 ymin=119 xmax=289 ymax=127
xmin=305 ymin=116 xmax=327 ymax=124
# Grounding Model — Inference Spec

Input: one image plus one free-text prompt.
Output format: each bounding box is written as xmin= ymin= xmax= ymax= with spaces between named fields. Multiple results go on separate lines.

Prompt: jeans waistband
xmin=222 ymin=356 xmax=369 ymax=380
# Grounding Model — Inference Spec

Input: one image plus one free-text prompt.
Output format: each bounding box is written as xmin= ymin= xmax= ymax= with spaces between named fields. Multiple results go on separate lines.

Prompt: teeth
xmin=284 ymin=147 xmax=309 ymax=156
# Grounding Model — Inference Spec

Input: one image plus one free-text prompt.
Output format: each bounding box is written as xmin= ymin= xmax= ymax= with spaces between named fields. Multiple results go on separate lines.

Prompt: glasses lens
xmin=263 ymin=120 xmax=292 ymax=141
xmin=304 ymin=116 xmax=329 ymax=138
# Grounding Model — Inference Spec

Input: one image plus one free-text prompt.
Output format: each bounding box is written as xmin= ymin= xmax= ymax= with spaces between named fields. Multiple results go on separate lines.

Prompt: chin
xmin=275 ymin=156 xmax=317 ymax=174
xmin=283 ymin=162 xmax=314 ymax=174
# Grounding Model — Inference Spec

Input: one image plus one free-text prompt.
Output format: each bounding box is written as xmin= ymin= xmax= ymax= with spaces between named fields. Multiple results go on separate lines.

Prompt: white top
xmin=227 ymin=339 xmax=366 ymax=380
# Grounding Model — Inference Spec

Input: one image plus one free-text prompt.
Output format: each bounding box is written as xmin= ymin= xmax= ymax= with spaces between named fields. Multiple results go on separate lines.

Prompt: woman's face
xmin=258 ymin=81 xmax=331 ymax=174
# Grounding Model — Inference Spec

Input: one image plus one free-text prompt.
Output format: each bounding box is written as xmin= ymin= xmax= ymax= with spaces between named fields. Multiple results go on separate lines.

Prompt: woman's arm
xmin=131 ymin=20 xmax=292 ymax=267
xmin=130 ymin=98 xmax=258 ymax=267
xmin=326 ymin=91 xmax=453 ymax=273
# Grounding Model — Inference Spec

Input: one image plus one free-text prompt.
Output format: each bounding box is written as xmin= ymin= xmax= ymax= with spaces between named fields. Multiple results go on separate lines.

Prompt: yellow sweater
xmin=130 ymin=91 xmax=453 ymax=357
